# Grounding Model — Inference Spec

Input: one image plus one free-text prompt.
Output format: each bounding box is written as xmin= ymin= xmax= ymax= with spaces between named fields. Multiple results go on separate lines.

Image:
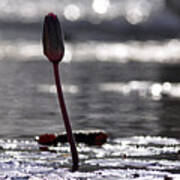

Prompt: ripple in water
xmin=0 ymin=136 xmax=179 ymax=179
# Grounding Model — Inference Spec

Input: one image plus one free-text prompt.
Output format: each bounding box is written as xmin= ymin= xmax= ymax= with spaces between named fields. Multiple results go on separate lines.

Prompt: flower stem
xmin=53 ymin=62 xmax=79 ymax=171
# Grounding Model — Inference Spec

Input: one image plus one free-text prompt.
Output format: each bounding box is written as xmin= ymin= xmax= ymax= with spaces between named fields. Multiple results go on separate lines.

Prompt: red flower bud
xmin=43 ymin=13 xmax=64 ymax=63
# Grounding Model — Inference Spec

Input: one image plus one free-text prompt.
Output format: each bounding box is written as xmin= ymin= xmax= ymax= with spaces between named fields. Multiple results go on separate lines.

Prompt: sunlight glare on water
xmin=37 ymin=81 xmax=180 ymax=100
xmin=37 ymin=84 xmax=79 ymax=94
xmin=64 ymin=4 xmax=81 ymax=21
xmin=0 ymin=136 xmax=179 ymax=179
xmin=92 ymin=0 xmax=110 ymax=14
xmin=99 ymin=81 xmax=180 ymax=99
xmin=1 ymin=39 xmax=180 ymax=64
xmin=125 ymin=0 xmax=152 ymax=25
xmin=0 ymin=0 xmax=165 ymax=23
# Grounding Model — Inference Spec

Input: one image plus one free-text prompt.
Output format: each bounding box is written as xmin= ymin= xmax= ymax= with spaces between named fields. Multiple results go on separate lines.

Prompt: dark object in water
xmin=36 ymin=130 xmax=108 ymax=146
xmin=164 ymin=175 xmax=173 ymax=180
xmin=133 ymin=174 xmax=139 ymax=178
xmin=57 ymin=130 xmax=108 ymax=146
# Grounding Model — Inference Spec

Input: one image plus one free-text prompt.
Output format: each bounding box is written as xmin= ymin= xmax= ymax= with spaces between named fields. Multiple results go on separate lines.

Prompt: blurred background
xmin=0 ymin=0 xmax=180 ymax=139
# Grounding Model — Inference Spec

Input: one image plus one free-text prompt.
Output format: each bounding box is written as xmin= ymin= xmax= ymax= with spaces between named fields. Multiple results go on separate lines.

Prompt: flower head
xmin=43 ymin=13 xmax=64 ymax=63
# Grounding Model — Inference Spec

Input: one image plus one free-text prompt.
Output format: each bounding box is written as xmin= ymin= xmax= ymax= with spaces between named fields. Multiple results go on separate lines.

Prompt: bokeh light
xmin=64 ymin=4 xmax=81 ymax=21
xmin=92 ymin=0 xmax=110 ymax=14
xmin=125 ymin=0 xmax=152 ymax=24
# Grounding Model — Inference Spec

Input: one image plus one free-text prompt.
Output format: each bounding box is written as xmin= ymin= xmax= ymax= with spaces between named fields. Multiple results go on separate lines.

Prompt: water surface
xmin=0 ymin=0 xmax=180 ymax=179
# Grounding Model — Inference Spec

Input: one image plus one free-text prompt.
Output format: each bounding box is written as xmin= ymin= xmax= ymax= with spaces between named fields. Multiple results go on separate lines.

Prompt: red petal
xmin=38 ymin=134 xmax=56 ymax=145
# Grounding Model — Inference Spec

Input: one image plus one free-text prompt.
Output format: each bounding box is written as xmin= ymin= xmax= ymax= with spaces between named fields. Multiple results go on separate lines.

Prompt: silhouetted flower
xmin=43 ymin=13 xmax=64 ymax=63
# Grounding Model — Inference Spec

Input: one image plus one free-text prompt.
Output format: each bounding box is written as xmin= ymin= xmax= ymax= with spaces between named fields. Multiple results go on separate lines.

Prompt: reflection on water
xmin=38 ymin=81 xmax=180 ymax=100
xmin=1 ymin=39 xmax=180 ymax=64
xmin=37 ymin=84 xmax=79 ymax=94
xmin=64 ymin=4 xmax=81 ymax=21
xmin=0 ymin=0 xmax=165 ymax=23
xmin=99 ymin=81 xmax=180 ymax=100
xmin=0 ymin=136 xmax=179 ymax=179
xmin=0 ymin=59 xmax=180 ymax=139
xmin=92 ymin=0 xmax=110 ymax=15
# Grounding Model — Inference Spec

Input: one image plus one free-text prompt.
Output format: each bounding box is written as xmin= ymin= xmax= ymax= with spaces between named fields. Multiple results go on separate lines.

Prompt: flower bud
xmin=43 ymin=13 xmax=64 ymax=63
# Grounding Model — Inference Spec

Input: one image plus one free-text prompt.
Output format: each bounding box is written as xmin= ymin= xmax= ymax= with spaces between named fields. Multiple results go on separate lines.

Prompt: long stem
xmin=53 ymin=62 xmax=79 ymax=171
